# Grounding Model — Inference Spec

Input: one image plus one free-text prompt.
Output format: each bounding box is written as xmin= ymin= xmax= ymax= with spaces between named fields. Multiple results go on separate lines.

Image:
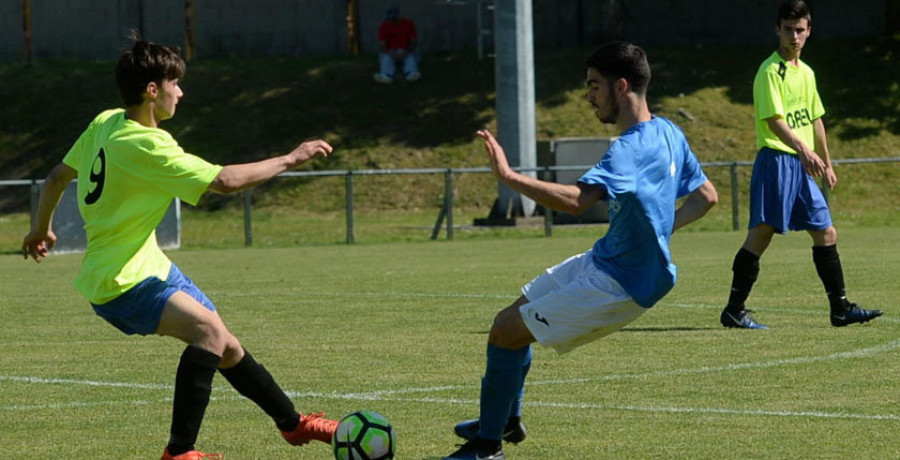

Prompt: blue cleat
xmin=831 ymin=303 xmax=882 ymax=327
xmin=443 ymin=438 xmax=505 ymax=460
xmin=454 ymin=418 xmax=527 ymax=444
xmin=721 ymin=308 xmax=769 ymax=329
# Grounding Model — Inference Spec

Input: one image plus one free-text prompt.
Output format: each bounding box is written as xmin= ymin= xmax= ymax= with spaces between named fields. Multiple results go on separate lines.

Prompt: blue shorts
xmin=91 ymin=264 xmax=216 ymax=335
xmin=748 ymin=147 xmax=832 ymax=234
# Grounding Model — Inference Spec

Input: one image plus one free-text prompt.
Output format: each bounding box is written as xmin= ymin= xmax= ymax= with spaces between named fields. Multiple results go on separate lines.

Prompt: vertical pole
xmin=476 ymin=0 xmax=485 ymax=59
xmin=242 ymin=189 xmax=253 ymax=246
xmin=730 ymin=163 xmax=740 ymax=231
xmin=184 ymin=0 xmax=195 ymax=60
xmin=22 ymin=0 xmax=32 ymax=65
xmin=29 ymin=179 xmax=39 ymax=228
xmin=490 ymin=0 xmax=537 ymax=219
xmin=346 ymin=0 xmax=360 ymax=55
xmin=136 ymin=0 xmax=145 ymax=38
xmin=543 ymin=206 xmax=553 ymax=237
xmin=543 ymin=165 xmax=553 ymax=237
xmin=444 ymin=169 xmax=454 ymax=240
xmin=345 ymin=172 xmax=355 ymax=244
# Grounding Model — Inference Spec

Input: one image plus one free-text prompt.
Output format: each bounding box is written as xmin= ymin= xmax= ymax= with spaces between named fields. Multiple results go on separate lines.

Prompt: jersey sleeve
xmin=577 ymin=141 xmax=635 ymax=199
xmin=138 ymin=132 xmax=223 ymax=206
xmin=62 ymin=128 xmax=89 ymax=170
xmin=677 ymin=147 xmax=708 ymax=198
xmin=753 ymin=65 xmax=783 ymax=122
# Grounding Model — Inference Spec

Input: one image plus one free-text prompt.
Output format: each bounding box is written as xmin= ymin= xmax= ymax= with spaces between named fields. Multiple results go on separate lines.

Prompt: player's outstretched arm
xmin=673 ymin=179 xmax=718 ymax=233
xmin=22 ymin=163 xmax=77 ymax=263
xmin=477 ymin=129 xmax=603 ymax=215
xmin=208 ymin=139 xmax=333 ymax=194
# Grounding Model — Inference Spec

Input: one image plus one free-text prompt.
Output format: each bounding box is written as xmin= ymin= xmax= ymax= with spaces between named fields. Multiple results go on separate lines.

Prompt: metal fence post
xmin=730 ymin=163 xmax=740 ymax=231
xmin=345 ymin=171 xmax=355 ymax=244
xmin=30 ymin=179 xmax=39 ymax=228
xmin=543 ymin=206 xmax=553 ymax=237
xmin=242 ymin=188 xmax=253 ymax=246
xmin=444 ymin=169 xmax=454 ymax=240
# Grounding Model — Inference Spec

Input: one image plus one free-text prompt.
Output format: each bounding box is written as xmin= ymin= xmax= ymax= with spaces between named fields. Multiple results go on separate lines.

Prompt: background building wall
xmin=3 ymin=0 xmax=889 ymax=62
xmin=0 ymin=0 xmax=24 ymax=61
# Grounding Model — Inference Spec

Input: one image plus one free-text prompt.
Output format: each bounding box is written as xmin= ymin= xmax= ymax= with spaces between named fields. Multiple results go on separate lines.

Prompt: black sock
xmin=726 ymin=248 xmax=760 ymax=312
xmin=812 ymin=244 xmax=847 ymax=311
xmin=168 ymin=346 xmax=221 ymax=456
xmin=219 ymin=348 xmax=299 ymax=432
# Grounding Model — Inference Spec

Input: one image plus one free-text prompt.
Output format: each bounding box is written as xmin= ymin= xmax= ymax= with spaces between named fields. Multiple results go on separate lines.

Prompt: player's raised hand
xmin=287 ymin=139 xmax=333 ymax=167
xmin=477 ymin=129 xmax=513 ymax=180
xmin=22 ymin=230 xmax=57 ymax=263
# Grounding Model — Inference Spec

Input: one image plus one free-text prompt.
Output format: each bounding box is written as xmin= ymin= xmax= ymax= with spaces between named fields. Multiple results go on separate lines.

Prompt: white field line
xmin=3 ymin=338 xmax=899 ymax=421
xmin=4 ymin=391 xmax=900 ymax=423
xmin=2 ymin=301 xmax=897 ymax=421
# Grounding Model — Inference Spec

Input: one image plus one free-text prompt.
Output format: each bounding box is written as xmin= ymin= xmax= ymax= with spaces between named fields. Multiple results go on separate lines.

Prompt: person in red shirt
xmin=373 ymin=5 xmax=421 ymax=83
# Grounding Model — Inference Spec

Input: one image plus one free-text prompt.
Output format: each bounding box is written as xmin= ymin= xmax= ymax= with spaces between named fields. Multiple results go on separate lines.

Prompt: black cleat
xmin=443 ymin=438 xmax=505 ymax=460
xmin=721 ymin=308 xmax=769 ymax=329
xmin=831 ymin=303 xmax=883 ymax=327
xmin=454 ymin=418 xmax=527 ymax=444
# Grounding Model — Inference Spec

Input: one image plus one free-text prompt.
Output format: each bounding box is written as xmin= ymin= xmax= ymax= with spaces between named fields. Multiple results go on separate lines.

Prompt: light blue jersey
xmin=578 ymin=116 xmax=707 ymax=308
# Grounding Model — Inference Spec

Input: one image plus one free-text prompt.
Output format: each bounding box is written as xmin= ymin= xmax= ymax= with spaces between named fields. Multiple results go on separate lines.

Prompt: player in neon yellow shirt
xmin=720 ymin=0 xmax=881 ymax=329
xmin=23 ymin=37 xmax=338 ymax=459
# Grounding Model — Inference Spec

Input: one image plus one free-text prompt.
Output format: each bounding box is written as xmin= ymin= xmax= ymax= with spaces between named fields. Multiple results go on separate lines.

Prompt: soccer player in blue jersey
xmin=442 ymin=41 xmax=719 ymax=460
xmin=22 ymin=37 xmax=339 ymax=459
xmin=719 ymin=0 xmax=882 ymax=329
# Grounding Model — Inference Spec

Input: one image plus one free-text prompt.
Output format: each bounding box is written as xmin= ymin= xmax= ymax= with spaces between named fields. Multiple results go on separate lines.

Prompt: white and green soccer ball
xmin=332 ymin=410 xmax=396 ymax=460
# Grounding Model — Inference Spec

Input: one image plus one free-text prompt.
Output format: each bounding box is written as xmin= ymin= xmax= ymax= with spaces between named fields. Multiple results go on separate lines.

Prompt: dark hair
xmin=115 ymin=32 xmax=185 ymax=107
xmin=778 ymin=0 xmax=812 ymax=26
xmin=585 ymin=41 xmax=651 ymax=95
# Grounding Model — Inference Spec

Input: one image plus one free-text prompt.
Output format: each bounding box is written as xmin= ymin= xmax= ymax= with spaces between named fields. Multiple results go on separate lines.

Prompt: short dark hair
xmin=115 ymin=34 xmax=185 ymax=107
xmin=585 ymin=41 xmax=651 ymax=95
xmin=778 ymin=0 xmax=812 ymax=26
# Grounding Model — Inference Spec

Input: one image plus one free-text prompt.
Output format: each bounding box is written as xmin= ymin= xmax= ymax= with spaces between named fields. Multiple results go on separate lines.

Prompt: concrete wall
xmin=0 ymin=1 xmax=24 ymax=61
xmin=192 ymin=0 xmax=346 ymax=58
xmin=2 ymin=0 xmax=889 ymax=61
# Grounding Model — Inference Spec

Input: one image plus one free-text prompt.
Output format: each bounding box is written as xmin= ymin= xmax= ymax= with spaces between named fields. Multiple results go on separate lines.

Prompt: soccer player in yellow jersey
xmin=720 ymin=0 xmax=882 ymax=329
xmin=22 ymin=38 xmax=339 ymax=459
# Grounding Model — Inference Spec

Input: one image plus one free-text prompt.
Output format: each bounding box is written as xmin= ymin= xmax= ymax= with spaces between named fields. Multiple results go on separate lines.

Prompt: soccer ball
xmin=332 ymin=410 xmax=396 ymax=460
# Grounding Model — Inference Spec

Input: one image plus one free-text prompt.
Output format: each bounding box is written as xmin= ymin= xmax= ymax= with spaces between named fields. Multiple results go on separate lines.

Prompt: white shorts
xmin=520 ymin=252 xmax=646 ymax=354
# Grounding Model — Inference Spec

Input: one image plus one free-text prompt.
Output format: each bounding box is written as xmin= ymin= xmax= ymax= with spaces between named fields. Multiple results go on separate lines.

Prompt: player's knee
xmin=825 ymin=226 xmax=838 ymax=243
xmin=220 ymin=335 xmax=244 ymax=368
xmin=488 ymin=308 xmax=526 ymax=348
xmin=193 ymin=322 xmax=230 ymax=356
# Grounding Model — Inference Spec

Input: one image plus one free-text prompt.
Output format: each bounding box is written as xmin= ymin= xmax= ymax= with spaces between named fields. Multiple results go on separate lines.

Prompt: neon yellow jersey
xmin=62 ymin=109 xmax=223 ymax=304
xmin=753 ymin=51 xmax=825 ymax=153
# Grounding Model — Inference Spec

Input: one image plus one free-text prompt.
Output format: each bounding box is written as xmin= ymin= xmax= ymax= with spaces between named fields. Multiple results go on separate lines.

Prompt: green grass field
xmin=2 ymin=228 xmax=898 ymax=459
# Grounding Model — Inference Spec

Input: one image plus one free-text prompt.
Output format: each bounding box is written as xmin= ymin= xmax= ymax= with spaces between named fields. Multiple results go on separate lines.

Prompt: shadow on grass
xmin=620 ymin=326 xmax=719 ymax=333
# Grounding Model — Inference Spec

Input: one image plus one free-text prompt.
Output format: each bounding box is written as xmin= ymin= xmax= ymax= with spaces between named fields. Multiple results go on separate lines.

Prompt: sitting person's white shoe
xmin=373 ymin=73 xmax=393 ymax=84
xmin=405 ymin=71 xmax=421 ymax=82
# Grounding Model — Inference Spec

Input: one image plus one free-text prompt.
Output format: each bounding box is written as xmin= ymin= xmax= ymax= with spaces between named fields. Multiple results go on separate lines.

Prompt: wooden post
xmin=22 ymin=0 xmax=32 ymax=65
xmin=346 ymin=0 xmax=360 ymax=55
xmin=184 ymin=0 xmax=196 ymax=60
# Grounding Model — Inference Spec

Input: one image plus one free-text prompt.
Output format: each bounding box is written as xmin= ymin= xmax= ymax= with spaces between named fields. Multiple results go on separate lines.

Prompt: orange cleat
xmin=161 ymin=448 xmax=223 ymax=460
xmin=280 ymin=412 xmax=339 ymax=445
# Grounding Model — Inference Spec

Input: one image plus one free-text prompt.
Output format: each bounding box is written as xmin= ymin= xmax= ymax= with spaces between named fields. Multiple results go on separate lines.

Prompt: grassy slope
xmin=1 ymin=36 xmax=898 ymax=217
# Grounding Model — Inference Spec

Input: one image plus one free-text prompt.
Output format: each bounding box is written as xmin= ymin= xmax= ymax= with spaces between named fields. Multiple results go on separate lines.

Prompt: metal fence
xmin=4 ymin=157 xmax=898 ymax=248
